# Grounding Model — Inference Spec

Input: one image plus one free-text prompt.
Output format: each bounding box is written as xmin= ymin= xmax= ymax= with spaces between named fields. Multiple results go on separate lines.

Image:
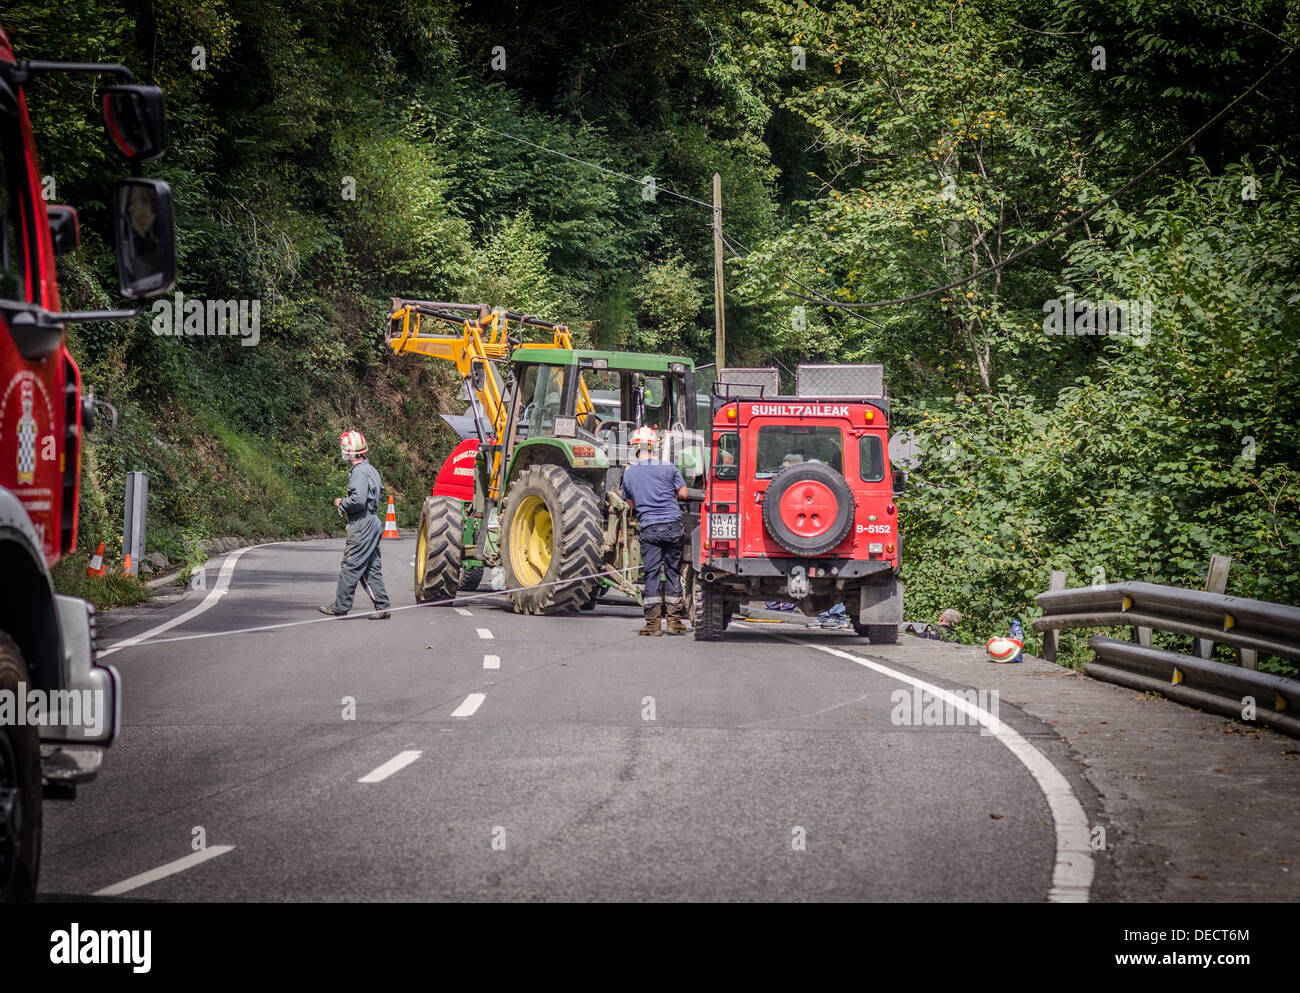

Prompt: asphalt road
xmin=38 ymin=536 xmax=1094 ymax=902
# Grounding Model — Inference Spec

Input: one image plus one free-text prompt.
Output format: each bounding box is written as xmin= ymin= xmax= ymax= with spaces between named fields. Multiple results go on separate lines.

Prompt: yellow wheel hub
xmin=415 ymin=525 xmax=427 ymax=584
xmin=509 ymin=494 xmax=554 ymax=586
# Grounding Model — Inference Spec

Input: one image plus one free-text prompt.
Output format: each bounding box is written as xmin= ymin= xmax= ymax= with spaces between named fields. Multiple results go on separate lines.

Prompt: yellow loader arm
xmin=385 ymin=299 xmax=596 ymax=497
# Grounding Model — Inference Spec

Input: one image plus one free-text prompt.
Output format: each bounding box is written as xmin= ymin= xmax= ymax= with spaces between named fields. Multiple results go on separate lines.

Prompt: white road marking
xmin=451 ymin=693 xmax=486 ymax=717
xmin=358 ymin=750 xmax=422 ymax=783
xmin=483 ymin=654 xmax=500 ymax=670
xmin=100 ymin=547 xmax=258 ymax=657
xmin=791 ymin=638 xmax=1095 ymax=903
xmin=454 ymin=607 xmax=472 ymax=616
xmin=476 ymin=628 xmax=494 ymax=640
xmin=93 ymin=845 xmax=235 ymax=897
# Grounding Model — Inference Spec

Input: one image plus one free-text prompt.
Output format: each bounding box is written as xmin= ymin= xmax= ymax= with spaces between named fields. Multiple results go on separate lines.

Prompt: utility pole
xmin=712 ymin=172 xmax=725 ymax=369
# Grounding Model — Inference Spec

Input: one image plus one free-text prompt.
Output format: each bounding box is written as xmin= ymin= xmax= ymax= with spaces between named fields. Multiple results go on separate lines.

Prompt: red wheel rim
xmin=777 ymin=480 xmax=837 ymax=538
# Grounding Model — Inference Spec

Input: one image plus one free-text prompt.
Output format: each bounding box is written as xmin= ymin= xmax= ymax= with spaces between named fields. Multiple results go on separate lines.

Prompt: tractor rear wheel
xmin=415 ymin=495 xmax=464 ymax=604
xmin=694 ymin=580 xmax=728 ymax=641
xmin=500 ymin=465 xmax=603 ymax=615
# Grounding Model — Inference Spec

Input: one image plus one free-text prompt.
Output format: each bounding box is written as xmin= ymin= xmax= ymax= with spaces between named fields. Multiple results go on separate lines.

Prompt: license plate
xmin=710 ymin=514 xmax=738 ymax=540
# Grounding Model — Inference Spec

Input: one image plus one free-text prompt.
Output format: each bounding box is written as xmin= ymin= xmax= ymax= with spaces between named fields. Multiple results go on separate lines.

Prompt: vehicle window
xmin=529 ymin=363 xmax=568 ymax=435
xmin=714 ymin=432 xmax=740 ymax=478
xmin=580 ymin=369 xmax=622 ymax=430
xmin=0 ymin=113 xmax=31 ymax=302
xmin=514 ymin=365 xmax=539 ymax=440
xmin=860 ymin=434 xmax=885 ymax=482
xmin=638 ymin=374 xmax=667 ymax=428
xmin=754 ymin=425 xmax=843 ymax=478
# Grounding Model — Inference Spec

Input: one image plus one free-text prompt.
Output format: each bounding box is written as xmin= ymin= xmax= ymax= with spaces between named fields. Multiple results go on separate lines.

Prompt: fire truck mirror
xmin=47 ymin=205 xmax=79 ymax=255
xmin=102 ymin=84 xmax=166 ymax=163
xmin=892 ymin=468 xmax=907 ymax=496
xmin=114 ymin=178 xmax=176 ymax=298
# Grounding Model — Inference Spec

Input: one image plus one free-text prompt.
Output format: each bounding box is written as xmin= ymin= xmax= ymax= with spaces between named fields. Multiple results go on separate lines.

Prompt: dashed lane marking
xmin=451 ymin=693 xmax=486 ymax=717
xmin=93 ymin=845 xmax=236 ymax=897
xmin=358 ymin=750 xmax=423 ymax=784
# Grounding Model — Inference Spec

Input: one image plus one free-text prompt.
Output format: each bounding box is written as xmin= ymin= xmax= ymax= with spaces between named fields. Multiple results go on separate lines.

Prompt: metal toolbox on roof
xmin=796 ymin=363 xmax=886 ymax=400
xmin=714 ymin=366 xmax=781 ymax=399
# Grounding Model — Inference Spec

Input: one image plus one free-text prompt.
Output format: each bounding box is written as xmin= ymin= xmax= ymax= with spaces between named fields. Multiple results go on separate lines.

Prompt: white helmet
xmin=630 ymin=425 xmax=657 ymax=450
xmin=339 ymin=430 xmax=367 ymax=461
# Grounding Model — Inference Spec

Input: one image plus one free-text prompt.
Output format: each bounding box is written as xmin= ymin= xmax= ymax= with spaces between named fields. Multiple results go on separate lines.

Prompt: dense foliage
xmin=6 ymin=0 xmax=1297 ymax=669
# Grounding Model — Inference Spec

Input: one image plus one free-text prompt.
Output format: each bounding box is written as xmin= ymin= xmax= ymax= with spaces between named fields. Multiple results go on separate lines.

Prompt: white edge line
xmin=483 ymin=654 xmax=501 ymax=670
xmin=99 ymin=546 xmax=257 ymax=657
xmin=93 ymin=844 xmax=236 ymax=897
xmin=451 ymin=692 xmax=486 ymax=718
xmin=357 ymin=749 xmax=423 ymax=784
xmin=790 ymin=637 xmax=1094 ymax=903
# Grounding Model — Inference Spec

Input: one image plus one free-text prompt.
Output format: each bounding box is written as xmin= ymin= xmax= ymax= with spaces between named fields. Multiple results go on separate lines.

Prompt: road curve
xmin=39 ymin=537 xmax=1097 ymax=902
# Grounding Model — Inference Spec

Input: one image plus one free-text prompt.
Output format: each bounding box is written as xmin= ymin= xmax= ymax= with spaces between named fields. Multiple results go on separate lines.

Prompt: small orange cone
xmin=86 ymin=542 xmax=106 ymax=578
xmin=123 ymin=552 xmax=133 ymax=574
xmin=382 ymin=496 xmax=399 ymax=539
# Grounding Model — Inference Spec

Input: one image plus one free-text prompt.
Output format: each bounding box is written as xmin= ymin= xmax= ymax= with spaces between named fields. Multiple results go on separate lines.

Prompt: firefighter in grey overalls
xmin=319 ymin=430 xmax=392 ymax=619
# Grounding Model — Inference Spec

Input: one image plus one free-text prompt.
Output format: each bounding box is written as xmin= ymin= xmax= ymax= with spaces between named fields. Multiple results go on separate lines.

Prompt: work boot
xmin=663 ymin=596 xmax=688 ymax=636
xmin=368 ymin=609 xmax=391 ymax=620
xmin=637 ymin=601 xmax=663 ymax=637
xmin=318 ymin=605 xmax=347 ymax=616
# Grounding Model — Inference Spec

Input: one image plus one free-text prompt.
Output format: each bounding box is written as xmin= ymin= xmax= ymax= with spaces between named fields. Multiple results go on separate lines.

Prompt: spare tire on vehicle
xmin=761 ymin=461 xmax=854 ymax=556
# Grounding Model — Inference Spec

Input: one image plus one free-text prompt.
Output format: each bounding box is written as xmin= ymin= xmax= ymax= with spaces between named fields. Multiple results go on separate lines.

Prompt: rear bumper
xmin=699 ymin=556 xmax=895 ymax=581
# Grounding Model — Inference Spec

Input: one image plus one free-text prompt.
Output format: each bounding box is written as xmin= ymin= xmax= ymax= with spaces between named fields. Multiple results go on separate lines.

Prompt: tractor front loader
xmin=387 ymin=299 xmax=705 ymax=615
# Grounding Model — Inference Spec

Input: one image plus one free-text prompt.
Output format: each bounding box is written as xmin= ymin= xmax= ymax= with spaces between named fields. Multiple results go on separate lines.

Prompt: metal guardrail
xmin=1030 ymin=559 xmax=1300 ymax=738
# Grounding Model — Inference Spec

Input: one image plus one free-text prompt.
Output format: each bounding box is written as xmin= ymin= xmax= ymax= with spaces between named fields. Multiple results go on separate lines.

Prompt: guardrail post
xmin=1042 ymin=570 xmax=1066 ymax=662
xmin=1193 ymin=554 xmax=1232 ymax=660
xmin=123 ymin=471 xmax=148 ymax=576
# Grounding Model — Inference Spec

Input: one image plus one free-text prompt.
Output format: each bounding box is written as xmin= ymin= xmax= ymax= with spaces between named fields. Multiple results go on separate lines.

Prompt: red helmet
xmin=339 ymin=430 xmax=367 ymax=460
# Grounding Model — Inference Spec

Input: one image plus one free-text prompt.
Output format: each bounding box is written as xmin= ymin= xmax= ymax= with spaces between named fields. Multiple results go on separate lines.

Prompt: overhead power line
xmin=424 ymin=106 xmax=716 ymax=209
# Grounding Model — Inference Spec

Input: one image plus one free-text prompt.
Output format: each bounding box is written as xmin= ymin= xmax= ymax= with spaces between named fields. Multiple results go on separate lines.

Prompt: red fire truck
xmin=693 ymin=365 xmax=905 ymax=642
xmin=0 ymin=27 xmax=175 ymax=899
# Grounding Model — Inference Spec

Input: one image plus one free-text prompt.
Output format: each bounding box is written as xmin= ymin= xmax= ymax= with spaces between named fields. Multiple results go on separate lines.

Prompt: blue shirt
xmin=621 ymin=458 xmax=685 ymax=525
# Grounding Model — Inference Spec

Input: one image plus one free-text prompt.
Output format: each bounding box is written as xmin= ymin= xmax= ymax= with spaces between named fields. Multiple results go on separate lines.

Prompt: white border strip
xmin=94 ymin=845 xmax=235 ymax=897
xmin=792 ymin=638 xmax=1094 ymax=902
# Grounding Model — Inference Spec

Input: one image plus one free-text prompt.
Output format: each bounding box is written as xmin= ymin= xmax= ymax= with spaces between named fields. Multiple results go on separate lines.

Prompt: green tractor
xmin=388 ymin=300 xmax=706 ymax=614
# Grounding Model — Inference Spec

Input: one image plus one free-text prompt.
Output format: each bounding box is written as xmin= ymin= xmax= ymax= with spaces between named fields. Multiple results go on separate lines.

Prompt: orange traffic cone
xmin=123 ymin=552 xmax=133 ymax=574
xmin=382 ymin=496 xmax=399 ymax=539
xmin=86 ymin=542 xmax=106 ymax=578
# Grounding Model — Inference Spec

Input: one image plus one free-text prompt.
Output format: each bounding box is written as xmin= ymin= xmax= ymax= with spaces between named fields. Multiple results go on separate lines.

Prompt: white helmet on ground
xmin=339 ymin=430 xmax=367 ymax=461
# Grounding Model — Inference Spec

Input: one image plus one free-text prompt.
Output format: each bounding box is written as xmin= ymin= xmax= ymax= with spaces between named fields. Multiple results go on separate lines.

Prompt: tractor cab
xmin=503 ymin=349 xmax=703 ymax=486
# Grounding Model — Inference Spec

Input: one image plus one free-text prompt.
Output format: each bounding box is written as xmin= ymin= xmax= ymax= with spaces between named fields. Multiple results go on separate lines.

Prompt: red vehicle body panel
xmin=0 ymin=27 xmax=82 ymax=567
xmin=431 ymin=438 xmax=480 ymax=501
xmin=700 ymin=399 xmax=897 ymax=569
